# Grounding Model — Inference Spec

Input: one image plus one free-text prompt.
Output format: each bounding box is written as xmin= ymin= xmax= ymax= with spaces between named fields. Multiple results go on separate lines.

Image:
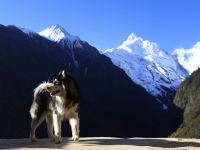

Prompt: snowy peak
xmin=104 ymin=33 xmax=188 ymax=107
xmin=39 ymin=25 xmax=80 ymax=68
xmin=120 ymin=33 xmax=143 ymax=46
xmin=172 ymin=41 xmax=200 ymax=74
xmin=116 ymin=33 xmax=161 ymax=55
xmin=39 ymin=24 xmax=79 ymax=46
xmin=117 ymin=33 xmax=143 ymax=52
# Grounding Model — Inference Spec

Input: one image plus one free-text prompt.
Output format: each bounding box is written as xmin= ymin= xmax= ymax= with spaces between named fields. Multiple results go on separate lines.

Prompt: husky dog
xmin=30 ymin=70 xmax=80 ymax=143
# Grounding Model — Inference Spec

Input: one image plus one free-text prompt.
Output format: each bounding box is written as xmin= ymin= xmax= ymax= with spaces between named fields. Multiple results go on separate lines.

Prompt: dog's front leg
xmin=69 ymin=113 xmax=79 ymax=141
xmin=53 ymin=113 xmax=62 ymax=144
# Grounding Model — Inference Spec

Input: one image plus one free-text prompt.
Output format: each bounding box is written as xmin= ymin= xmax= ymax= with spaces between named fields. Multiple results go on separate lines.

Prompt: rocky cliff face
xmin=172 ymin=69 xmax=200 ymax=138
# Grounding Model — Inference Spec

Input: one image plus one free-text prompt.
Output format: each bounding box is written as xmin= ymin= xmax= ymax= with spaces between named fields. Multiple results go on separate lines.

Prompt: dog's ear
xmin=57 ymin=70 xmax=65 ymax=79
xmin=61 ymin=70 xmax=65 ymax=78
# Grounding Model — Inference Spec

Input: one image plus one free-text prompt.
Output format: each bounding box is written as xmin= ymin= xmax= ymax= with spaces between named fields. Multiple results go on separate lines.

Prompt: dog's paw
xmin=55 ymin=137 xmax=62 ymax=144
xmin=50 ymin=137 xmax=55 ymax=142
xmin=49 ymin=135 xmax=55 ymax=142
xmin=30 ymin=137 xmax=37 ymax=143
xmin=72 ymin=135 xmax=79 ymax=142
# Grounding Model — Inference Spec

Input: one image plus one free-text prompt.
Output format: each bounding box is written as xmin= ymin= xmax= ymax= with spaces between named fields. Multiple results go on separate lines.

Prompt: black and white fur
xmin=30 ymin=70 xmax=80 ymax=143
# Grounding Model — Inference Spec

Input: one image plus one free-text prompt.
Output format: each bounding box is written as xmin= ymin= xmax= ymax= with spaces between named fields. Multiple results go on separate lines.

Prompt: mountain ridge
xmin=104 ymin=33 xmax=188 ymax=107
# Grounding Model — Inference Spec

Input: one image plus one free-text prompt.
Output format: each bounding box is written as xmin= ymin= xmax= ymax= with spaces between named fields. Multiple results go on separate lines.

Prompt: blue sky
xmin=0 ymin=0 xmax=200 ymax=52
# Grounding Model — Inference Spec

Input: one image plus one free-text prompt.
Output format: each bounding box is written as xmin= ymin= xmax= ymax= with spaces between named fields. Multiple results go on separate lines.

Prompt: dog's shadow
xmin=1 ymin=138 xmax=200 ymax=149
xmin=0 ymin=138 xmax=69 ymax=149
xmin=80 ymin=138 xmax=200 ymax=148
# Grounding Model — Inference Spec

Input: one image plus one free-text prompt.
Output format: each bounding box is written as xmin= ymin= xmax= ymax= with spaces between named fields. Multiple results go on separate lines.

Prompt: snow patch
xmin=172 ymin=42 xmax=200 ymax=74
xmin=39 ymin=24 xmax=79 ymax=47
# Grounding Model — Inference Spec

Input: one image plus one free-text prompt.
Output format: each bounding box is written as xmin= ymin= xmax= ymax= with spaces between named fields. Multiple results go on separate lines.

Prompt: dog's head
xmin=47 ymin=70 xmax=68 ymax=97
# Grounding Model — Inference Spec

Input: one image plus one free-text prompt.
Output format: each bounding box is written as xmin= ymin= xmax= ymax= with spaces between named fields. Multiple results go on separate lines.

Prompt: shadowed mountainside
xmin=0 ymin=24 xmax=182 ymax=138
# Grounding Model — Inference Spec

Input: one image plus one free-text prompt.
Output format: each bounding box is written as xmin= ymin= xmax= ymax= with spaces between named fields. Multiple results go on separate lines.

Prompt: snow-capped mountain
xmin=104 ymin=33 xmax=188 ymax=105
xmin=39 ymin=24 xmax=80 ymax=67
xmin=172 ymin=42 xmax=200 ymax=75
xmin=39 ymin=24 xmax=79 ymax=48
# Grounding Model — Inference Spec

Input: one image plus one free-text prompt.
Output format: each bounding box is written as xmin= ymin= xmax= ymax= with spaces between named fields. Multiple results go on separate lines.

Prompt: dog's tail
xmin=30 ymin=90 xmax=51 ymax=119
xmin=30 ymin=82 xmax=53 ymax=119
xmin=34 ymin=91 xmax=51 ymax=118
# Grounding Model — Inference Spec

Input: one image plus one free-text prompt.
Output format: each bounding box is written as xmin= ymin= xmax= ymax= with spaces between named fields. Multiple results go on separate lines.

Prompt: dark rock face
xmin=172 ymin=69 xmax=200 ymax=138
xmin=0 ymin=25 xmax=182 ymax=138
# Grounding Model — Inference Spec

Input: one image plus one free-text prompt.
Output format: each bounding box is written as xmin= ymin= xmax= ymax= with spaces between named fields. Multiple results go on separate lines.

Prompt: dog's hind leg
xmin=30 ymin=114 xmax=45 ymax=142
xmin=53 ymin=113 xmax=62 ymax=144
xmin=69 ymin=112 xmax=79 ymax=141
xmin=46 ymin=114 xmax=54 ymax=141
